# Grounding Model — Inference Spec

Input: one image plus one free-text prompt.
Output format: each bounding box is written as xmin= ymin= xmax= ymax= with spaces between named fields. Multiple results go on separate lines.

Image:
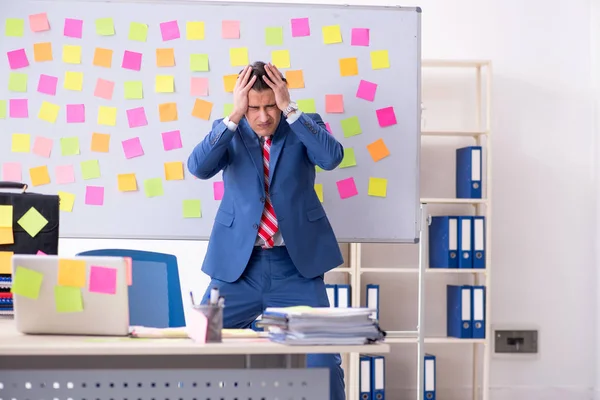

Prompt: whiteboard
xmin=0 ymin=0 xmax=421 ymax=242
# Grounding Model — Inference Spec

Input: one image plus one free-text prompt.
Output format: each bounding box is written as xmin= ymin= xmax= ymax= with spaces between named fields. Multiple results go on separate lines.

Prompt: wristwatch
xmin=283 ymin=101 xmax=299 ymax=118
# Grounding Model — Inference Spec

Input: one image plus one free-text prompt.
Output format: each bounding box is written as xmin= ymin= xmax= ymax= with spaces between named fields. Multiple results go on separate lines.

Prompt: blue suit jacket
xmin=188 ymin=112 xmax=345 ymax=283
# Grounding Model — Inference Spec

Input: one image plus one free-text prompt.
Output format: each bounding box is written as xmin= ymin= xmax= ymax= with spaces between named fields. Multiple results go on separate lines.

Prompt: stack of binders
xmin=359 ymin=354 xmax=385 ymax=399
xmin=0 ymin=275 xmax=12 ymax=317
xmin=325 ymin=283 xmax=351 ymax=308
xmin=429 ymin=215 xmax=485 ymax=269
xmin=446 ymin=285 xmax=486 ymax=339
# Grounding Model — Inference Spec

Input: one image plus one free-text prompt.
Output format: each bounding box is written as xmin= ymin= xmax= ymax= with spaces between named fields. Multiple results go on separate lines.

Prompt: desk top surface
xmin=0 ymin=320 xmax=390 ymax=356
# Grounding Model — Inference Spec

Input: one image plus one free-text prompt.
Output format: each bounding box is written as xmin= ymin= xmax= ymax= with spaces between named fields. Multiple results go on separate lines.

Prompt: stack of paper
xmin=257 ymin=306 xmax=385 ymax=345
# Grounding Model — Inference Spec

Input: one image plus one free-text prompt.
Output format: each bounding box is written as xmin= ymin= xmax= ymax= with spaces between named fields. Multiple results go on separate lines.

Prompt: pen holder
xmin=188 ymin=304 xmax=223 ymax=343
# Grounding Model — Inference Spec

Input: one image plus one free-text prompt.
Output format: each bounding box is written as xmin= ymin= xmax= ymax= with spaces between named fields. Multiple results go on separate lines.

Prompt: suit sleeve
xmin=288 ymin=112 xmax=344 ymax=170
xmin=187 ymin=119 xmax=235 ymax=179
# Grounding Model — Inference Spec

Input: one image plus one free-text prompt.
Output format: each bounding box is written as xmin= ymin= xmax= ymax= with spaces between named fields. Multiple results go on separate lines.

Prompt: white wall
xmin=59 ymin=0 xmax=596 ymax=399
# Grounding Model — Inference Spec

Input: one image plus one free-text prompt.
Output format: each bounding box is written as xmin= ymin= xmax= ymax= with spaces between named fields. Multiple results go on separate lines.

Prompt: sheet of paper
xmin=64 ymin=71 xmax=83 ymax=91
xmin=29 ymin=13 xmax=50 ymax=32
xmin=0 ymin=100 xmax=6 ymax=119
xmin=367 ymin=138 xmax=390 ymax=162
xmin=314 ymin=184 xmax=324 ymax=203
xmin=339 ymin=57 xmax=358 ymax=76
xmin=32 ymin=136 xmax=53 ymax=158
xmin=58 ymin=259 xmax=86 ymax=287
xmin=164 ymin=161 xmax=184 ymax=181
xmin=55 ymin=165 xmax=75 ymax=184
xmin=325 ymin=94 xmax=344 ymax=113
xmin=2 ymin=162 xmax=21 ymax=181
xmin=11 ymin=266 xmax=44 ymax=299
xmin=192 ymin=99 xmax=213 ymax=120
xmin=0 ymin=227 xmax=13 ymax=245
xmin=191 ymin=77 xmax=209 ymax=96
xmin=122 ymin=50 xmax=142 ymax=71
xmin=222 ymin=20 xmax=240 ymax=39
xmin=7 ymin=49 xmax=29 ymax=69
xmin=63 ymin=45 xmax=81 ymax=64
xmin=38 ymin=74 xmax=57 ymax=95
xmin=183 ymin=199 xmax=202 ymax=218
xmin=11 ymin=133 xmax=30 ymax=153
xmin=322 ymin=25 xmax=342 ymax=44
xmin=98 ymin=106 xmax=117 ymax=126
xmin=213 ymin=181 xmax=224 ymax=200
xmin=229 ymin=47 xmax=248 ymax=67
xmin=85 ymin=186 xmax=104 ymax=206
xmin=159 ymin=102 xmax=178 ymax=122
xmin=66 ymin=104 xmax=85 ymax=123
xmin=91 ymin=133 xmax=110 ymax=153
xmin=93 ymin=48 xmax=112 ymax=68
xmin=297 ymin=99 xmax=316 ymax=113
xmin=5 ymin=18 xmax=24 ymax=37
xmin=60 ymin=137 xmax=80 ymax=156
xmin=336 ymin=177 xmax=358 ymax=199
xmin=0 ymin=206 xmax=13 ymax=228
xmin=117 ymin=173 xmax=137 ymax=192
xmin=371 ymin=50 xmax=390 ymax=69
xmin=57 ymin=191 xmax=75 ymax=212
xmin=190 ymin=54 xmax=209 ymax=71
xmin=351 ymin=28 xmax=370 ymax=46
xmin=81 ymin=159 xmax=101 ymax=180
xmin=122 ymin=137 xmax=144 ymax=159
xmin=160 ymin=20 xmax=180 ymax=41
xmin=223 ymin=103 xmax=234 ymax=117
xmin=127 ymin=107 xmax=148 ymax=128
xmin=94 ymin=78 xmax=114 ymax=100
xmin=338 ymin=148 xmax=357 ymax=168
xmin=55 ymin=286 xmax=84 ymax=312
xmin=368 ymin=177 xmax=388 ymax=197
xmin=266 ymin=27 xmax=283 ymax=45
xmin=33 ymin=42 xmax=53 ymax=62
xmin=340 ymin=116 xmax=362 ymax=138
xmin=155 ymin=75 xmax=174 ymax=93
xmin=356 ymin=80 xmax=377 ymax=101
xmin=0 ymin=252 xmax=13 ymax=274
xmin=89 ymin=265 xmax=117 ymax=294
xmin=129 ymin=22 xmax=148 ymax=42
xmin=95 ymin=18 xmax=115 ymax=36
xmin=291 ymin=18 xmax=310 ymax=37
xmin=186 ymin=21 xmax=205 ymax=40
xmin=64 ymin=18 xmax=83 ymax=38
xmin=285 ymin=70 xmax=304 ymax=89
xmin=162 ymin=130 xmax=182 ymax=151
xmin=376 ymin=106 xmax=397 ymax=127
xmin=144 ymin=178 xmax=164 ymax=197
xmin=156 ymin=48 xmax=175 ymax=67
xmin=124 ymin=81 xmax=143 ymax=99
xmin=9 ymin=72 xmax=28 ymax=92
xmin=10 ymin=99 xmax=28 ymax=118
xmin=223 ymin=74 xmax=237 ymax=92
xmin=38 ymin=101 xmax=60 ymax=123
xmin=272 ymin=50 xmax=290 ymax=68
xmin=17 ymin=207 xmax=48 ymax=237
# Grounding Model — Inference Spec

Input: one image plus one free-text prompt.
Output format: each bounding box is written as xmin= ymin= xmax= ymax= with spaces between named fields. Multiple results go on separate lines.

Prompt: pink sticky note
xmin=291 ymin=18 xmax=310 ymax=37
xmin=2 ymin=162 xmax=22 ymax=181
xmin=122 ymin=137 xmax=144 ymax=159
xmin=356 ymin=80 xmax=377 ymax=101
xmin=32 ymin=136 xmax=53 ymax=158
xmin=64 ymin=18 xmax=83 ymax=38
xmin=85 ymin=185 xmax=104 ymax=206
xmin=94 ymin=78 xmax=114 ymax=100
xmin=29 ymin=13 xmax=50 ymax=32
xmin=37 ymin=74 xmax=58 ymax=96
xmin=36 ymin=250 xmax=47 ymax=256
xmin=214 ymin=181 xmax=224 ymax=200
xmin=351 ymin=28 xmax=370 ymax=46
xmin=337 ymin=177 xmax=358 ymax=199
xmin=55 ymin=164 xmax=75 ymax=184
xmin=376 ymin=106 xmax=397 ymax=127
xmin=162 ymin=130 xmax=182 ymax=151
xmin=124 ymin=257 xmax=132 ymax=286
xmin=325 ymin=94 xmax=344 ymax=113
xmin=191 ymin=77 xmax=209 ymax=96
xmin=89 ymin=265 xmax=117 ymax=294
xmin=7 ymin=49 xmax=29 ymax=70
xmin=325 ymin=122 xmax=333 ymax=134
xmin=66 ymin=104 xmax=85 ymax=123
xmin=160 ymin=20 xmax=180 ymax=41
xmin=222 ymin=20 xmax=240 ymax=39
xmin=122 ymin=50 xmax=142 ymax=71
xmin=127 ymin=107 xmax=148 ymax=128
xmin=10 ymin=99 xmax=28 ymax=118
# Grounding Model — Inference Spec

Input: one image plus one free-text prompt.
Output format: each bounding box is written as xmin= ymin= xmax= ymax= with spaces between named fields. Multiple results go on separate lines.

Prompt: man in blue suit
xmin=187 ymin=61 xmax=346 ymax=399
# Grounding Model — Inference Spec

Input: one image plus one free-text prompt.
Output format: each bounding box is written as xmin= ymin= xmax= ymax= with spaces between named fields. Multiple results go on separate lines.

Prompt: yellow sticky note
xmin=38 ymin=101 xmax=60 ymax=123
xmin=0 ymin=205 xmax=12 ymax=228
xmin=33 ymin=42 xmax=53 ymax=62
xmin=0 ymin=252 xmax=13 ymax=274
xmin=314 ymin=184 xmax=324 ymax=203
xmin=0 ymin=228 xmax=14 ymax=245
xmin=339 ymin=57 xmax=358 ymax=76
xmin=58 ymin=259 xmax=86 ymax=287
xmin=91 ymin=133 xmax=110 ymax=153
xmin=190 ymin=54 xmax=209 ymax=72
xmin=58 ymin=191 xmax=75 ymax=212
xmin=230 ymin=47 xmax=249 ymax=67
xmin=62 ymin=45 xmax=82 ymax=64
xmin=30 ymin=166 xmax=51 ymax=187
xmin=223 ymin=74 xmax=237 ymax=93
xmin=55 ymin=286 xmax=84 ymax=313
xmin=187 ymin=21 xmax=205 ymax=40
xmin=11 ymin=266 xmax=44 ymax=299
xmin=371 ymin=50 xmax=390 ymax=69
xmin=12 ymin=133 xmax=30 ymax=153
xmin=93 ymin=48 xmax=113 ymax=68
xmin=164 ymin=162 xmax=184 ymax=181
xmin=368 ymin=177 xmax=388 ymax=197
xmin=285 ymin=70 xmax=304 ymax=89
xmin=322 ymin=25 xmax=342 ymax=44
xmin=118 ymin=173 xmax=137 ymax=192
xmin=98 ymin=106 xmax=117 ymax=126
xmin=155 ymin=75 xmax=174 ymax=93
xmin=64 ymin=71 xmax=83 ymax=91
xmin=156 ymin=48 xmax=175 ymax=67
xmin=272 ymin=50 xmax=290 ymax=69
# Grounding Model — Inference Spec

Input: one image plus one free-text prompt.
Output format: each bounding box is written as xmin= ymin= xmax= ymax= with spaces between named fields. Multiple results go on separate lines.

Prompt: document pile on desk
xmin=257 ymin=306 xmax=385 ymax=345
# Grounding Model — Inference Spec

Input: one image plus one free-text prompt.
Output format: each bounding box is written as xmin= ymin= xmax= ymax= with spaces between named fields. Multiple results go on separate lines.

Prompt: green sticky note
xmin=297 ymin=99 xmax=316 ymax=113
xmin=61 ymin=137 xmax=80 ymax=156
xmin=223 ymin=103 xmax=234 ymax=117
xmin=81 ymin=160 xmax=101 ymax=180
xmin=5 ymin=18 xmax=24 ymax=37
xmin=341 ymin=116 xmax=362 ymax=138
xmin=265 ymin=27 xmax=283 ymax=46
xmin=11 ymin=266 xmax=43 ymax=299
xmin=190 ymin=54 xmax=209 ymax=72
xmin=129 ymin=22 xmax=148 ymax=42
xmin=368 ymin=177 xmax=388 ymax=197
xmin=54 ymin=286 xmax=84 ymax=313
xmin=17 ymin=207 xmax=48 ymax=237
xmin=315 ymin=165 xmax=324 ymax=173
xmin=124 ymin=81 xmax=143 ymax=99
xmin=8 ymin=73 xmax=27 ymax=92
xmin=144 ymin=178 xmax=164 ymax=198
xmin=338 ymin=148 xmax=357 ymax=168
xmin=183 ymin=200 xmax=202 ymax=218
xmin=95 ymin=18 xmax=115 ymax=36
xmin=0 ymin=100 xmax=6 ymax=119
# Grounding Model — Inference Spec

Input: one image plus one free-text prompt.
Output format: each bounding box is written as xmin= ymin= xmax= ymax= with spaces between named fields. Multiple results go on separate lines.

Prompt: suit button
xmin=253 ymin=223 xmax=258 ymax=229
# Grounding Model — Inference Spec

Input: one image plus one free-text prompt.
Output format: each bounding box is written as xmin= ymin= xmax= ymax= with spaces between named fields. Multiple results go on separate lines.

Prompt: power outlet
xmin=494 ymin=329 xmax=538 ymax=354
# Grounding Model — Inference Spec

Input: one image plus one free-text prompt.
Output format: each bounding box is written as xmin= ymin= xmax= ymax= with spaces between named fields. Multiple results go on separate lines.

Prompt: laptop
xmin=11 ymin=254 xmax=130 ymax=336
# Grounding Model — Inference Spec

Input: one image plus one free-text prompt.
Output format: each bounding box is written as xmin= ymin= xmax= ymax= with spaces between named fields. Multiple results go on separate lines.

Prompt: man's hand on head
xmin=230 ymin=65 xmax=257 ymax=124
xmin=262 ymin=63 xmax=291 ymax=112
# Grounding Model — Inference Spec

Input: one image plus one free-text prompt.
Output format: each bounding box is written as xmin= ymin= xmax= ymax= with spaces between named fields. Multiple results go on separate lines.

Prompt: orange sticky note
xmin=159 ymin=103 xmax=178 ymax=122
xmin=58 ymin=258 xmax=86 ymax=287
xmin=91 ymin=133 xmax=110 ymax=153
xmin=33 ymin=42 xmax=53 ymax=62
xmin=285 ymin=70 xmax=304 ymax=89
xmin=118 ymin=173 xmax=137 ymax=192
xmin=30 ymin=166 xmax=50 ymax=186
xmin=0 ymin=251 xmax=13 ymax=274
xmin=0 ymin=228 xmax=14 ymax=245
xmin=93 ymin=48 xmax=113 ymax=68
xmin=164 ymin=161 xmax=184 ymax=181
xmin=223 ymin=74 xmax=237 ymax=93
xmin=124 ymin=257 xmax=133 ymax=286
xmin=325 ymin=94 xmax=344 ymax=113
xmin=339 ymin=57 xmax=358 ymax=76
xmin=156 ymin=48 xmax=175 ymax=67
xmin=192 ymin=99 xmax=213 ymax=120
xmin=367 ymin=138 xmax=390 ymax=162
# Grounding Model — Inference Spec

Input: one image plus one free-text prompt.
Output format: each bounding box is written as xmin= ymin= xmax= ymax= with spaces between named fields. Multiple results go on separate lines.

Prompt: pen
xmin=210 ymin=287 xmax=219 ymax=305
xmin=189 ymin=291 xmax=195 ymax=306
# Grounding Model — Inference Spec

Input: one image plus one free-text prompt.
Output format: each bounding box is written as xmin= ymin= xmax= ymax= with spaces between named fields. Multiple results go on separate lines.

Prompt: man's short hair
xmin=240 ymin=61 xmax=287 ymax=91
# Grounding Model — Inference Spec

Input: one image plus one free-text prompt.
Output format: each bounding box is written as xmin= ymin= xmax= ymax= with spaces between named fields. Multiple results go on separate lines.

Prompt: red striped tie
xmin=257 ymin=137 xmax=278 ymax=248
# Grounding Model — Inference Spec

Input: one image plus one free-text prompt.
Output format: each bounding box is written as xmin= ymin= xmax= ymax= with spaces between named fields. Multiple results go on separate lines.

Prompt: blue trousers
xmin=200 ymin=245 xmax=346 ymax=400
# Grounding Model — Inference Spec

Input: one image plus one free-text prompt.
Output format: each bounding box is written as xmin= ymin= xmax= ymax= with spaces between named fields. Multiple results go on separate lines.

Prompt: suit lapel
xmin=239 ymin=119 xmax=264 ymax=191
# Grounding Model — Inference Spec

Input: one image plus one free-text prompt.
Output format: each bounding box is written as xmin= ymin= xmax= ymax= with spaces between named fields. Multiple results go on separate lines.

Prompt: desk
xmin=0 ymin=320 xmax=389 ymax=399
